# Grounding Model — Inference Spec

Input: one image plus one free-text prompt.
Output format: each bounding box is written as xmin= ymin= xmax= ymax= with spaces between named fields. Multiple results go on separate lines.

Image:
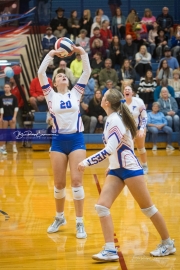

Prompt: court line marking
xmin=93 ymin=174 xmax=128 ymax=270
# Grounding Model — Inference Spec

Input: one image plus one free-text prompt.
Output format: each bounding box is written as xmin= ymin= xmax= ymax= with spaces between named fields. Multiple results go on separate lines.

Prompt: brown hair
xmin=93 ymin=89 xmax=102 ymax=105
xmin=105 ymin=89 xmax=137 ymax=138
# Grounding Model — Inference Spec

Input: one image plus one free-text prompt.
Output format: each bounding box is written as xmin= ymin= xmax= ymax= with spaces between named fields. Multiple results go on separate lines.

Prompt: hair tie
xmin=120 ymin=99 xmax=126 ymax=104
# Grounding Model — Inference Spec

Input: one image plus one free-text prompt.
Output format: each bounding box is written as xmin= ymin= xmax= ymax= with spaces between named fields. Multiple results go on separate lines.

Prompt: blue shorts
xmin=3 ymin=116 xmax=13 ymax=121
xmin=51 ymin=132 xmax=86 ymax=155
xmin=108 ymin=167 xmax=144 ymax=181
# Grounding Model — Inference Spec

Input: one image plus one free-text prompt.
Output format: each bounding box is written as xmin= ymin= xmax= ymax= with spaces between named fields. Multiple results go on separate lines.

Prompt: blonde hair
xmin=83 ymin=9 xmax=91 ymax=21
xmin=139 ymin=45 xmax=148 ymax=57
xmin=106 ymin=89 xmax=137 ymax=138
xmin=92 ymin=38 xmax=103 ymax=48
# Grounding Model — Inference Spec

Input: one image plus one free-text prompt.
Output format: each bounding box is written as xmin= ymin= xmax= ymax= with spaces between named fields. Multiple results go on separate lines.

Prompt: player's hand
xmin=48 ymin=50 xmax=62 ymax=57
xmin=71 ymin=45 xmax=85 ymax=55
xmin=137 ymin=129 xmax=144 ymax=137
xmin=77 ymin=162 xmax=85 ymax=172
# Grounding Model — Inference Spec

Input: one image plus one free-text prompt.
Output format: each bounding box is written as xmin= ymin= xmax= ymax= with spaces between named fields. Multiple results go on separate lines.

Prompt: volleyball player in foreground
xmin=78 ymin=89 xmax=176 ymax=261
xmin=38 ymin=45 xmax=91 ymax=238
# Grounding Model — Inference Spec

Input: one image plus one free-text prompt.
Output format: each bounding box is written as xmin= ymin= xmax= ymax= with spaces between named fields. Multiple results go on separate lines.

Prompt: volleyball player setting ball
xmin=38 ymin=37 xmax=91 ymax=238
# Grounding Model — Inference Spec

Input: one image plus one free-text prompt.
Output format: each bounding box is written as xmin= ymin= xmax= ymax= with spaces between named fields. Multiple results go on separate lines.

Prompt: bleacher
xmin=31 ymin=111 xmax=180 ymax=151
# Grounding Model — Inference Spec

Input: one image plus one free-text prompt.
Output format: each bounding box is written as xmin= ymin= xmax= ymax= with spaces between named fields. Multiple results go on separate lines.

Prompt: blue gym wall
xmin=30 ymin=0 xmax=180 ymax=23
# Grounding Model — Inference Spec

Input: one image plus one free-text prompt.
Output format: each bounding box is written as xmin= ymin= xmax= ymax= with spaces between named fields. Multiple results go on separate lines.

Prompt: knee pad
xmin=137 ymin=147 xmax=146 ymax=154
xmin=72 ymin=186 xmax=85 ymax=200
xmin=95 ymin=204 xmax=110 ymax=217
xmin=54 ymin=187 xmax=66 ymax=199
xmin=141 ymin=205 xmax=158 ymax=218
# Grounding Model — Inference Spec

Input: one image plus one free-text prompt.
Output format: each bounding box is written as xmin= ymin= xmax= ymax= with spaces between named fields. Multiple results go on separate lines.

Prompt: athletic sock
xmin=76 ymin=217 xmax=83 ymax=224
xmin=105 ymin=242 xmax=116 ymax=251
xmin=142 ymin=162 xmax=147 ymax=166
xmin=162 ymin=238 xmax=173 ymax=245
xmin=56 ymin=211 xmax=64 ymax=219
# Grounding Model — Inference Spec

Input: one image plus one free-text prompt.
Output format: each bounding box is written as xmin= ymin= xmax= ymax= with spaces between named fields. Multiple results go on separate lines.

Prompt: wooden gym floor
xmin=0 ymin=146 xmax=180 ymax=270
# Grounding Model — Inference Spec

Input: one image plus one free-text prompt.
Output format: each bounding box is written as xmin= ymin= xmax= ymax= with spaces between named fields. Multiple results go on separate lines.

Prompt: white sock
xmin=105 ymin=242 xmax=116 ymax=251
xmin=76 ymin=217 xmax=83 ymax=224
xmin=142 ymin=162 xmax=147 ymax=166
xmin=56 ymin=211 xmax=64 ymax=219
xmin=162 ymin=238 xmax=173 ymax=245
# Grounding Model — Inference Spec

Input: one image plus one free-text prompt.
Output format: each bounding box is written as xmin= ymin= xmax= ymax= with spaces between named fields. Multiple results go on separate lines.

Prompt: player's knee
xmin=137 ymin=147 xmax=146 ymax=154
xmin=54 ymin=186 xmax=66 ymax=199
xmin=95 ymin=204 xmax=110 ymax=217
xmin=141 ymin=205 xmax=158 ymax=218
xmin=72 ymin=186 xmax=84 ymax=200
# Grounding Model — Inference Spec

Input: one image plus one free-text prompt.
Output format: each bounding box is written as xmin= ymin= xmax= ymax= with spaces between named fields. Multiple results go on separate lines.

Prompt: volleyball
xmin=54 ymin=37 xmax=74 ymax=58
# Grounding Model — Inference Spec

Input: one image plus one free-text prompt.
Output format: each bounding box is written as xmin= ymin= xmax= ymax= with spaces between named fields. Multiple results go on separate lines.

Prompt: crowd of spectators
xmin=1 ymin=5 xmax=180 ymax=144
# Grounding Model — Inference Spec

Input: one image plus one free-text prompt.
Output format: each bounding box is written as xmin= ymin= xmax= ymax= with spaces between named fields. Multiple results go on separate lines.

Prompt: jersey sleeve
xmin=72 ymin=53 xmax=91 ymax=99
xmin=82 ymin=117 xmax=125 ymax=167
xmin=38 ymin=53 xmax=54 ymax=103
xmin=138 ymin=99 xmax=147 ymax=130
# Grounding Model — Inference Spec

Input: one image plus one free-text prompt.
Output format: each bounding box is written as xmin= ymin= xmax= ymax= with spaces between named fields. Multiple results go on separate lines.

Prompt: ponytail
xmin=106 ymin=89 xmax=137 ymax=138
xmin=119 ymin=102 xmax=137 ymax=139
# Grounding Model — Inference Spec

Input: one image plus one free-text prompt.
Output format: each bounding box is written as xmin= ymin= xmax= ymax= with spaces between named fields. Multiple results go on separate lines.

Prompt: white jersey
xmin=38 ymin=53 xmax=91 ymax=134
xmin=83 ymin=112 xmax=142 ymax=170
xmin=125 ymin=97 xmax=147 ymax=130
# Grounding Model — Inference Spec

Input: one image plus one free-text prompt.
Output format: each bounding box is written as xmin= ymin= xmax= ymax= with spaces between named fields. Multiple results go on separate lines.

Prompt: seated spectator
xmin=135 ymin=45 xmax=152 ymax=77
xmin=122 ymin=35 xmax=137 ymax=66
xmin=156 ymin=59 xmax=173 ymax=84
xmin=138 ymin=70 xmax=157 ymax=107
xmin=53 ymin=23 xmax=67 ymax=38
xmin=90 ymin=16 xmax=102 ymax=37
xmin=147 ymin=102 xmax=174 ymax=151
xmin=153 ymin=29 xmax=168 ymax=61
xmin=168 ymin=69 xmax=180 ymax=100
xmin=42 ymin=27 xmax=57 ymax=56
xmin=148 ymin=21 xmax=159 ymax=55
xmin=52 ymin=60 xmax=75 ymax=86
xmin=67 ymin=10 xmax=80 ymax=40
xmin=50 ymin=7 xmax=68 ymax=32
xmin=93 ymin=9 xmax=109 ymax=23
xmin=141 ymin=8 xmax=156 ymax=32
xmin=158 ymin=87 xmax=179 ymax=131
xmin=158 ymin=47 xmax=179 ymax=70
xmin=126 ymin=9 xmax=140 ymax=25
xmin=75 ymin=29 xmax=90 ymax=54
xmin=79 ymin=9 xmax=93 ymax=37
xmin=83 ymin=78 xmax=96 ymax=104
xmin=119 ymin=59 xmax=136 ymax=90
xmin=154 ymin=78 xmax=175 ymax=101
xmin=80 ymin=94 xmax=91 ymax=133
xmin=9 ymin=77 xmax=25 ymax=128
xmin=171 ymin=25 xmax=180 ymax=57
xmin=90 ymin=26 xmax=108 ymax=50
xmin=109 ymin=35 xmax=124 ymax=68
xmin=111 ymin=7 xmax=126 ymax=39
xmin=88 ymin=90 xmax=107 ymax=133
xmin=90 ymin=52 xmax=104 ymax=70
xmin=99 ymin=58 xmax=120 ymax=90
xmin=156 ymin=7 xmax=174 ymax=37
xmin=100 ymin=20 xmax=113 ymax=45
xmin=91 ymin=38 xmax=106 ymax=59
xmin=133 ymin=21 xmax=148 ymax=51
xmin=29 ymin=77 xmax=52 ymax=111
xmin=70 ymin=53 xmax=83 ymax=84
xmin=102 ymin=80 xmax=113 ymax=96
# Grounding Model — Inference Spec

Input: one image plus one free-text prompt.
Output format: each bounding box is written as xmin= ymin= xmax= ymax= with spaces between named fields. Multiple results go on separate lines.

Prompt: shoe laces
xmin=101 ymin=246 xmax=118 ymax=255
xmin=51 ymin=217 xmax=63 ymax=227
xmin=76 ymin=223 xmax=85 ymax=233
